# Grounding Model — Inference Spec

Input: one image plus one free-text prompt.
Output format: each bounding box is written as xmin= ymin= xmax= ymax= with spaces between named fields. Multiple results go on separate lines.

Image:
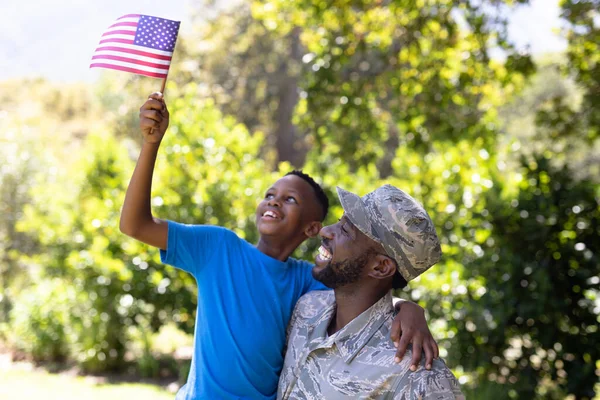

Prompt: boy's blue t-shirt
xmin=159 ymin=220 xmax=327 ymax=400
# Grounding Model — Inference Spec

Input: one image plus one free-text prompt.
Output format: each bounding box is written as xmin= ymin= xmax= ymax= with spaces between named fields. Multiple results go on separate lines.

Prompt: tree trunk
xmin=378 ymin=120 xmax=400 ymax=178
xmin=274 ymin=27 xmax=306 ymax=167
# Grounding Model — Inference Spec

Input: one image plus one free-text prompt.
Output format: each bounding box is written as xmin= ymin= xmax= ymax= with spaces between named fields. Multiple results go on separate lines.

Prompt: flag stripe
xmin=100 ymin=34 xmax=137 ymax=42
xmin=90 ymin=61 xmax=167 ymax=78
xmin=92 ymin=60 xmax=169 ymax=74
xmin=92 ymin=49 xmax=171 ymax=65
xmin=117 ymin=14 xmax=141 ymax=20
xmin=109 ymin=21 xmax=138 ymax=29
xmin=103 ymin=28 xmax=136 ymax=36
xmin=90 ymin=63 xmax=168 ymax=78
xmin=99 ymin=38 xmax=135 ymax=45
xmin=91 ymin=54 xmax=170 ymax=69
xmin=102 ymin=29 xmax=136 ymax=37
xmin=94 ymin=45 xmax=173 ymax=59
xmin=114 ymin=17 xmax=140 ymax=25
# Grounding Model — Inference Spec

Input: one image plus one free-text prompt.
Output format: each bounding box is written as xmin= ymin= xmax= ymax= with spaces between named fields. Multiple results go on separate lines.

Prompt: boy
xmin=120 ymin=93 xmax=438 ymax=399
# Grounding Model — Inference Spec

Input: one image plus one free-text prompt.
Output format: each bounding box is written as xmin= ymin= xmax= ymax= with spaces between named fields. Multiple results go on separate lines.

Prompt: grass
xmin=0 ymin=368 xmax=175 ymax=400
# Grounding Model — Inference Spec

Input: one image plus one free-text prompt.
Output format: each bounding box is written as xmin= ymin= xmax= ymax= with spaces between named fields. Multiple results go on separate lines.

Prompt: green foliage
xmin=16 ymin=132 xmax=135 ymax=372
xmin=252 ymin=0 xmax=534 ymax=172
xmin=0 ymin=96 xmax=63 ymax=327
xmin=0 ymin=127 xmax=38 ymax=323
xmin=449 ymin=156 xmax=600 ymax=398
xmin=178 ymin=5 xmax=290 ymax=146
xmin=561 ymin=0 xmax=600 ymax=141
xmin=9 ymin=278 xmax=75 ymax=362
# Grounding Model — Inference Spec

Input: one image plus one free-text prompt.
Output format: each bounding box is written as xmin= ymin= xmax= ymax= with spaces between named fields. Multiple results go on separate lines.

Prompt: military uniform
xmin=278 ymin=184 xmax=465 ymax=399
xmin=277 ymin=290 xmax=464 ymax=400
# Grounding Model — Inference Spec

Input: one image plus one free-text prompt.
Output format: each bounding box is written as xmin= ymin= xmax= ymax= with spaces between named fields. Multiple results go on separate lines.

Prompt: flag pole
xmin=150 ymin=74 xmax=168 ymax=136
xmin=152 ymin=70 xmax=170 ymax=135
xmin=160 ymin=74 xmax=168 ymax=96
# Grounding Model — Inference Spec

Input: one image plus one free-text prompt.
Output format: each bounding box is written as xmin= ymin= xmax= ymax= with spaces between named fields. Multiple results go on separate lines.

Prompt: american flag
xmin=90 ymin=14 xmax=180 ymax=79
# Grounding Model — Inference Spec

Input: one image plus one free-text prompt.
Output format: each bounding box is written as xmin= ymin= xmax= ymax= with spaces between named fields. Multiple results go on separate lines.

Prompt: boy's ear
xmin=304 ymin=221 xmax=322 ymax=238
xmin=368 ymin=254 xmax=396 ymax=281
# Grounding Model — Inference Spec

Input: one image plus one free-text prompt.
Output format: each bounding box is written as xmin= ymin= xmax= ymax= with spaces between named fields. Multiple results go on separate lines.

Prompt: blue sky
xmin=0 ymin=0 xmax=566 ymax=83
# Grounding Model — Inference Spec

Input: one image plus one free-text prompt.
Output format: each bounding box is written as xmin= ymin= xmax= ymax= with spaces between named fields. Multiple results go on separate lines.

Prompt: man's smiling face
xmin=313 ymin=215 xmax=376 ymax=288
xmin=255 ymin=175 xmax=322 ymax=239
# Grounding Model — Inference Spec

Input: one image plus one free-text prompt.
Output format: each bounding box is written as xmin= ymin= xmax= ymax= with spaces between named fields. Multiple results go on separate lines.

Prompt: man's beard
xmin=313 ymin=250 xmax=374 ymax=289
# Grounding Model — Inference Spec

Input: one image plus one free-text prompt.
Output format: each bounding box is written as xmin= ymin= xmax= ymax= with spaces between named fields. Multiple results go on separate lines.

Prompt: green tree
xmin=561 ymin=0 xmax=599 ymax=142
xmin=15 ymin=131 xmax=135 ymax=371
xmin=0 ymin=118 xmax=41 ymax=325
xmin=252 ymin=0 xmax=534 ymax=173
xmin=453 ymin=156 xmax=599 ymax=399
xmin=0 ymin=79 xmax=93 ymax=328
xmin=174 ymin=3 xmax=311 ymax=166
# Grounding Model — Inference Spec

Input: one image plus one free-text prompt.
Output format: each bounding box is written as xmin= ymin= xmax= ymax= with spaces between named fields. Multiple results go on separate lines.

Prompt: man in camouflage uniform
xmin=277 ymin=184 xmax=465 ymax=400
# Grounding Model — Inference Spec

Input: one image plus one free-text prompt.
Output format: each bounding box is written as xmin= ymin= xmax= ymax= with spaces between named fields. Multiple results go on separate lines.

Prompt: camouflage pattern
xmin=277 ymin=291 xmax=464 ymax=400
xmin=336 ymin=185 xmax=442 ymax=282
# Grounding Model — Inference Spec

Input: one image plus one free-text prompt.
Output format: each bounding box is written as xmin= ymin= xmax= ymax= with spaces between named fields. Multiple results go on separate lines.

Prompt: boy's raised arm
xmin=119 ymin=92 xmax=169 ymax=250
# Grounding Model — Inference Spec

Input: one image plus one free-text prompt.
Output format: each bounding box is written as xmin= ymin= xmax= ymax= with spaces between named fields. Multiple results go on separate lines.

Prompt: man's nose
xmin=319 ymin=224 xmax=335 ymax=239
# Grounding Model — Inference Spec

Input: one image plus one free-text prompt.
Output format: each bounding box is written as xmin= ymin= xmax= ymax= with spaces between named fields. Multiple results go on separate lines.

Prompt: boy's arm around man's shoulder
xmin=119 ymin=92 xmax=171 ymax=250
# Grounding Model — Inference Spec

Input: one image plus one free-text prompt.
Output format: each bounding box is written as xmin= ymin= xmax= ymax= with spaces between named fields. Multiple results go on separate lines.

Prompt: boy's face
xmin=256 ymin=175 xmax=322 ymax=239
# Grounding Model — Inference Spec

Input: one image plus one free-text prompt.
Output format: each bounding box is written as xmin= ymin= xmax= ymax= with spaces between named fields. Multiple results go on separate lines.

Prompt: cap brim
xmin=336 ymin=186 xmax=381 ymax=245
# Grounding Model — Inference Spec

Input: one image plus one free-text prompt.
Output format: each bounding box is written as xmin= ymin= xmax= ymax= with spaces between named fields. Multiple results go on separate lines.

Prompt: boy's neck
xmin=256 ymin=235 xmax=305 ymax=262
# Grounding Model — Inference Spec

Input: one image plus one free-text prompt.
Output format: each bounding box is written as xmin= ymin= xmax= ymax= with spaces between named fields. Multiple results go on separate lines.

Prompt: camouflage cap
xmin=336 ymin=184 xmax=442 ymax=282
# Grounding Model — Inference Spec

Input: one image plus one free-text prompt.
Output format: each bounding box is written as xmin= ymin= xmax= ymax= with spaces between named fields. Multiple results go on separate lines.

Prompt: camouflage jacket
xmin=277 ymin=291 xmax=465 ymax=400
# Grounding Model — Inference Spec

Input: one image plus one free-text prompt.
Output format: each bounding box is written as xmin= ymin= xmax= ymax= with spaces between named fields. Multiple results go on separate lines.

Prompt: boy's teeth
xmin=263 ymin=211 xmax=278 ymax=218
xmin=318 ymin=246 xmax=332 ymax=260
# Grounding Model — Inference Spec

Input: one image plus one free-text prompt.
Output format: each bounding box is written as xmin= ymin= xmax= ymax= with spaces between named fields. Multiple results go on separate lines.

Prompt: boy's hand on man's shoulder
xmin=140 ymin=92 xmax=169 ymax=143
xmin=391 ymin=301 xmax=439 ymax=372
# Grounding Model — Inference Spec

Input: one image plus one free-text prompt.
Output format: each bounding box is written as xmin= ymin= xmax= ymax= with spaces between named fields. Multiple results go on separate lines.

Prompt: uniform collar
xmin=306 ymin=291 xmax=394 ymax=364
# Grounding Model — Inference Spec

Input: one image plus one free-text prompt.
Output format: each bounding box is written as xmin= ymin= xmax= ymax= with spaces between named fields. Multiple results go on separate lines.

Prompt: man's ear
xmin=368 ymin=254 xmax=396 ymax=281
xmin=304 ymin=221 xmax=322 ymax=238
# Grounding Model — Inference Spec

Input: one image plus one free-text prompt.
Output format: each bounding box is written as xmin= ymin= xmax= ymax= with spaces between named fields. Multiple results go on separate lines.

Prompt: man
xmin=278 ymin=184 xmax=464 ymax=399
xmin=119 ymin=93 xmax=440 ymax=399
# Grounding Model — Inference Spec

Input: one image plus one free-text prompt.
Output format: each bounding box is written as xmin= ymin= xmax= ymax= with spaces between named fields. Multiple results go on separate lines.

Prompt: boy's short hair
xmin=285 ymin=170 xmax=329 ymax=221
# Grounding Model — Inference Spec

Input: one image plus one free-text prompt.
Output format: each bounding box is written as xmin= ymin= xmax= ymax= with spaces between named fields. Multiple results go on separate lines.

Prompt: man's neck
xmin=328 ymin=286 xmax=389 ymax=336
xmin=256 ymin=235 xmax=305 ymax=262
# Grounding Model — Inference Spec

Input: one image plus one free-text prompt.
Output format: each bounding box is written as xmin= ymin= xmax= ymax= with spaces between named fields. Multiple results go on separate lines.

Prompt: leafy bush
xmin=9 ymin=278 xmax=76 ymax=362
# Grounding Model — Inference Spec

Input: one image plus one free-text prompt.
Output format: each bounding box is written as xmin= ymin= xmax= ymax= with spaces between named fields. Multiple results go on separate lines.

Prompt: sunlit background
xmin=1 ymin=0 xmax=598 ymax=399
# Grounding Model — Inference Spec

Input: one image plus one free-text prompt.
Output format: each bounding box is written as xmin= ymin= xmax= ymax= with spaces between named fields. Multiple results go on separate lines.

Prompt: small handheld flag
xmin=90 ymin=14 xmax=180 ymax=86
